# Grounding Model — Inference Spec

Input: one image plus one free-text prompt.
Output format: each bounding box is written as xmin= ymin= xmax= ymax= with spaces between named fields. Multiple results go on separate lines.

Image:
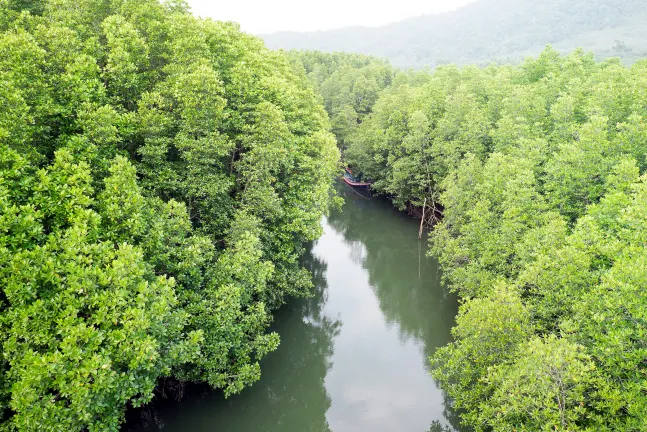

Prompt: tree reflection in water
xmin=329 ymin=184 xmax=458 ymax=358
xmin=126 ymin=251 xmax=340 ymax=432
xmin=127 ymin=181 xmax=462 ymax=432
xmin=330 ymin=183 xmax=462 ymax=431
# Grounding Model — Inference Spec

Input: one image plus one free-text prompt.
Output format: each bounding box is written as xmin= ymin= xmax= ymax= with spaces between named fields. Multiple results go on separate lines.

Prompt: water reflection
xmin=329 ymin=185 xmax=458 ymax=361
xmin=317 ymin=185 xmax=459 ymax=432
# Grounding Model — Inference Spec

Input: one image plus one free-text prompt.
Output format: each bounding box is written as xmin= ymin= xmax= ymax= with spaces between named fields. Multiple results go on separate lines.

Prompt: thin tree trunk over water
xmin=419 ymin=198 xmax=427 ymax=240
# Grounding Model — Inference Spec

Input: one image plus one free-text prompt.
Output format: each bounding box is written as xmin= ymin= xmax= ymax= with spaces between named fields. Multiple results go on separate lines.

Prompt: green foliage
xmin=423 ymin=52 xmax=647 ymax=430
xmin=0 ymin=148 xmax=201 ymax=430
xmin=288 ymin=51 xmax=394 ymax=149
xmin=482 ymin=336 xmax=600 ymax=431
xmin=0 ymin=1 xmax=339 ymax=429
xmin=431 ymin=286 xmax=532 ymax=425
xmin=321 ymin=45 xmax=647 ymax=430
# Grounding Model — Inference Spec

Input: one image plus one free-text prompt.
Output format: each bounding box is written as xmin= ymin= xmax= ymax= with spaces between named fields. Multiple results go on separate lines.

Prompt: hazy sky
xmin=187 ymin=0 xmax=478 ymax=34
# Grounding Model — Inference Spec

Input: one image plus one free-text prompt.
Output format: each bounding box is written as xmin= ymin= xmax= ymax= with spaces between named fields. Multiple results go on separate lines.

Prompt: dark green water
xmin=126 ymin=184 xmax=460 ymax=432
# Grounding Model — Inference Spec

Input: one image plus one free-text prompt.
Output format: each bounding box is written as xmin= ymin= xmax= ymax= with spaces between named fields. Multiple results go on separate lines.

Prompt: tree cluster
xmin=0 ymin=0 xmax=339 ymax=430
xmin=288 ymin=51 xmax=394 ymax=150
xmin=317 ymin=46 xmax=647 ymax=430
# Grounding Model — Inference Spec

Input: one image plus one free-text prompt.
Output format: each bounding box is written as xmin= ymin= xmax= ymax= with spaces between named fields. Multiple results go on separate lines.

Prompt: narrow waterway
xmin=127 ymin=184 xmax=460 ymax=432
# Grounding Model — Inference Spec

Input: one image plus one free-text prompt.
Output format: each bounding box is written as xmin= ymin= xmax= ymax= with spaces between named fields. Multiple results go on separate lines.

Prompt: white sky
xmin=187 ymin=0 xmax=478 ymax=34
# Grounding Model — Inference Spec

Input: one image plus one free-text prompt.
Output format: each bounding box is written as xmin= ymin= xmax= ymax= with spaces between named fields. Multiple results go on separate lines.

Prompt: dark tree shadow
xmin=126 ymin=251 xmax=339 ymax=432
xmin=330 ymin=183 xmax=462 ymax=429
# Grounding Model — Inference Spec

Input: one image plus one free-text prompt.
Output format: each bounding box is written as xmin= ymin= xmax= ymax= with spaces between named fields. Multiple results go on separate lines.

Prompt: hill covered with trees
xmin=264 ymin=0 xmax=647 ymax=68
xmin=0 ymin=0 xmax=339 ymax=429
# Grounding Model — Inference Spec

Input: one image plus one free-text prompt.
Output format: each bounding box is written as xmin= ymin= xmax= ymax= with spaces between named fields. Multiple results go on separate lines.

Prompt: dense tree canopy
xmin=288 ymin=51 xmax=394 ymax=149
xmin=0 ymin=0 xmax=339 ymax=429
xmin=4 ymin=0 xmax=647 ymax=429
xmin=308 ymin=47 xmax=647 ymax=430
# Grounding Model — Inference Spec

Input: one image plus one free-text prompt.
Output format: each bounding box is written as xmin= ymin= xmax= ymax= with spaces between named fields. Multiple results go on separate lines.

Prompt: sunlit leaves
xmin=0 ymin=149 xmax=199 ymax=431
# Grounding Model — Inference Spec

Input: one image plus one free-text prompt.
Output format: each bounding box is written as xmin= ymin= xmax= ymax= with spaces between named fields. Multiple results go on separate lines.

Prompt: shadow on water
xmin=126 ymin=181 xmax=462 ymax=432
xmin=126 ymin=251 xmax=339 ymax=432
xmin=323 ymin=183 xmax=461 ymax=432
xmin=329 ymin=184 xmax=458 ymax=361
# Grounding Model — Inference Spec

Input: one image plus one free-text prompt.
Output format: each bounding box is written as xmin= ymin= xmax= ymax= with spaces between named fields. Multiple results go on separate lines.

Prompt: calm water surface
xmin=127 ymin=184 xmax=460 ymax=432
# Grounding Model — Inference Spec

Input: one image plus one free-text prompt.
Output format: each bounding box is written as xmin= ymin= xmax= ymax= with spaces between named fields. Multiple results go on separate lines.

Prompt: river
xmin=126 ymin=183 xmax=460 ymax=432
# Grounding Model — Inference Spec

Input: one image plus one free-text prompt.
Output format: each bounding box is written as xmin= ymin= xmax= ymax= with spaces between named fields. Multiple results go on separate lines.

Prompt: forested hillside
xmin=0 ymin=0 xmax=339 ymax=430
xmin=265 ymin=0 xmax=647 ymax=68
xmin=299 ymin=47 xmax=647 ymax=430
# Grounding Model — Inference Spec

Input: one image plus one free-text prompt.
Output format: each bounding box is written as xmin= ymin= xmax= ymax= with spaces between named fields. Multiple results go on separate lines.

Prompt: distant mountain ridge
xmin=262 ymin=0 xmax=647 ymax=68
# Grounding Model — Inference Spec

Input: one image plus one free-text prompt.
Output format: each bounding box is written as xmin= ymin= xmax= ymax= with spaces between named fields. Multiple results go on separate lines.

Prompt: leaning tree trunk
xmin=419 ymin=198 xmax=427 ymax=240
